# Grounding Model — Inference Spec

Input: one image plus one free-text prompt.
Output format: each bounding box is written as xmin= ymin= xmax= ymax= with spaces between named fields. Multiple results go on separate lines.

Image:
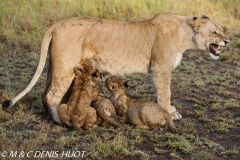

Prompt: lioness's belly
xmin=82 ymin=19 xmax=154 ymax=75
xmin=96 ymin=51 xmax=150 ymax=75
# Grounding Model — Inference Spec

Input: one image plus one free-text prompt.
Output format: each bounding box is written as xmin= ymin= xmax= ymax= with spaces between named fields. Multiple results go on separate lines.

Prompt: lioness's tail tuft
xmin=2 ymin=100 xmax=13 ymax=109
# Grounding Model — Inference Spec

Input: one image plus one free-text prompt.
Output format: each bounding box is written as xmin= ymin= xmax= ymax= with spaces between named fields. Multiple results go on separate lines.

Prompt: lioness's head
xmin=74 ymin=58 xmax=101 ymax=86
xmin=190 ymin=15 xmax=229 ymax=60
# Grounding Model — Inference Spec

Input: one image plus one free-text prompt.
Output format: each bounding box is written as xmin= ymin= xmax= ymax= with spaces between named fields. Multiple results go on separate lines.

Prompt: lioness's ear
xmin=201 ymin=15 xmax=209 ymax=19
xmin=123 ymin=80 xmax=130 ymax=88
xmin=190 ymin=15 xmax=210 ymax=32
xmin=200 ymin=15 xmax=210 ymax=24
xmin=193 ymin=16 xmax=197 ymax=21
xmin=74 ymin=64 xmax=83 ymax=75
xmin=190 ymin=16 xmax=200 ymax=32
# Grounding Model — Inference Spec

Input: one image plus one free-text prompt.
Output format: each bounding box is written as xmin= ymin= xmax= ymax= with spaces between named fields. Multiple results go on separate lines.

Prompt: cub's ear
xmin=108 ymin=83 xmax=118 ymax=91
xmin=122 ymin=80 xmax=130 ymax=88
xmin=92 ymin=69 xmax=101 ymax=78
xmin=89 ymin=58 xmax=100 ymax=70
xmin=74 ymin=64 xmax=83 ymax=76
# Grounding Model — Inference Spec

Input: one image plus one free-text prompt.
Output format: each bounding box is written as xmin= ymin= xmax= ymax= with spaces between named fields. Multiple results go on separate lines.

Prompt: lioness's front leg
xmin=152 ymin=70 xmax=182 ymax=120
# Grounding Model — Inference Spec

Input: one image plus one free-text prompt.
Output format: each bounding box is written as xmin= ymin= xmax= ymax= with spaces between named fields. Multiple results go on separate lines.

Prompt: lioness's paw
xmin=171 ymin=111 xmax=182 ymax=120
xmin=170 ymin=105 xmax=177 ymax=112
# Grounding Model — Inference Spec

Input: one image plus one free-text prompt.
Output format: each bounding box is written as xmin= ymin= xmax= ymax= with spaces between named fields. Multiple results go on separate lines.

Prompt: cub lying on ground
xmin=58 ymin=59 xmax=120 ymax=130
xmin=105 ymin=76 xmax=180 ymax=133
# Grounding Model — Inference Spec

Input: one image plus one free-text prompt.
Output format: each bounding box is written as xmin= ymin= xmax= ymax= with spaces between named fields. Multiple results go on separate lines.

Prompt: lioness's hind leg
xmin=41 ymin=84 xmax=50 ymax=114
xmin=46 ymin=74 xmax=75 ymax=123
xmin=41 ymin=57 xmax=52 ymax=114
xmin=46 ymin=45 xmax=82 ymax=123
xmin=41 ymin=48 xmax=52 ymax=114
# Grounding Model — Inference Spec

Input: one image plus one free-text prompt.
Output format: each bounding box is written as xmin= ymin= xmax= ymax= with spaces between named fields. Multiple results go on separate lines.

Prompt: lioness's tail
xmin=2 ymin=25 xmax=55 ymax=110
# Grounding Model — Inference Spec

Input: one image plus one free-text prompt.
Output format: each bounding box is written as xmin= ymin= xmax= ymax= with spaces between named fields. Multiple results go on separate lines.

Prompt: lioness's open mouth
xmin=209 ymin=43 xmax=224 ymax=57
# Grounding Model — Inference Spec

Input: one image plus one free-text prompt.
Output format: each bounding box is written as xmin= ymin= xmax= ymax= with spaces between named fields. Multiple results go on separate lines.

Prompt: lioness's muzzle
xmin=224 ymin=39 xmax=229 ymax=46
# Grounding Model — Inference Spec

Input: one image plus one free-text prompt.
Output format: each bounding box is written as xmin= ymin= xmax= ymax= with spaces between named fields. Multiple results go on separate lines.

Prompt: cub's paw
xmin=92 ymin=124 xmax=99 ymax=129
xmin=171 ymin=111 xmax=182 ymax=120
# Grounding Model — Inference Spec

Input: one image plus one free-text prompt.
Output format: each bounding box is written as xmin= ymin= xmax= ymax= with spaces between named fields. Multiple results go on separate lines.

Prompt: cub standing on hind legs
xmin=58 ymin=59 xmax=99 ymax=130
xmin=58 ymin=59 xmax=120 ymax=130
xmin=106 ymin=76 xmax=180 ymax=133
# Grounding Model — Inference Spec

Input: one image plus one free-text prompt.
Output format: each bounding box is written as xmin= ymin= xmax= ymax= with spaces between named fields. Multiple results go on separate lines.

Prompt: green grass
xmin=0 ymin=0 xmax=240 ymax=159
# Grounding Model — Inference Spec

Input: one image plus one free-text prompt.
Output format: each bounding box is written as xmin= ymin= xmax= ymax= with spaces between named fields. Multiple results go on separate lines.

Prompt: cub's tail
xmin=165 ymin=114 xmax=182 ymax=134
xmin=158 ymin=102 xmax=182 ymax=134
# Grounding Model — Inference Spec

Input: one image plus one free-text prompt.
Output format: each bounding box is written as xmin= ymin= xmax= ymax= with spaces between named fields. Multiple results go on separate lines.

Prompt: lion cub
xmin=58 ymin=59 xmax=120 ymax=130
xmin=91 ymin=95 xmax=121 ymax=127
xmin=105 ymin=76 xmax=180 ymax=133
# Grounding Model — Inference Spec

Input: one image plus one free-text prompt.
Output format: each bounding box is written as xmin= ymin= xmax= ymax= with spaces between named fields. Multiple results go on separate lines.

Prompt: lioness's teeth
xmin=218 ymin=46 xmax=223 ymax=52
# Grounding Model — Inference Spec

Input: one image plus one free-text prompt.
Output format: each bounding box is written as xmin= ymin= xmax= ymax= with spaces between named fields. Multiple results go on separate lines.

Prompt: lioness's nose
xmin=224 ymin=39 xmax=229 ymax=46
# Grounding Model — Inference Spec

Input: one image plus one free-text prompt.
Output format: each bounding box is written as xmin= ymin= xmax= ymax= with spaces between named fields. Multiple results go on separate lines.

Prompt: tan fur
xmin=58 ymin=59 xmax=100 ymax=130
xmin=91 ymin=96 xmax=121 ymax=127
xmin=106 ymin=76 xmax=180 ymax=133
xmin=3 ymin=13 xmax=229 ymax=123
xmin=59 ymin=59 xmax=120 ymax=129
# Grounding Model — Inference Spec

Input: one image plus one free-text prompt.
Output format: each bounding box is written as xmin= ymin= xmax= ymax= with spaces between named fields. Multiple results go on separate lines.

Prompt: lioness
xmin=2 ymin=13 xmax=229 ymax=123
xmin=106 ymin=76 xmax=180 ymax=133
xmin=59 ymin=59 xmax=121 ymax=129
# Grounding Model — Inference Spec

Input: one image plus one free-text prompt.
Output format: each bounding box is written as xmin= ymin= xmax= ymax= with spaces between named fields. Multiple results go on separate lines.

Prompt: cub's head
xmin=105 ymin=76 xmax=129 ymax=94
xmin=190 ymin=15 xmax=229 ymax=60
xmin=106 ymin=76 xmax=130 ymax=116
xmin=74 ymin=58 xmax=101 ymax=86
